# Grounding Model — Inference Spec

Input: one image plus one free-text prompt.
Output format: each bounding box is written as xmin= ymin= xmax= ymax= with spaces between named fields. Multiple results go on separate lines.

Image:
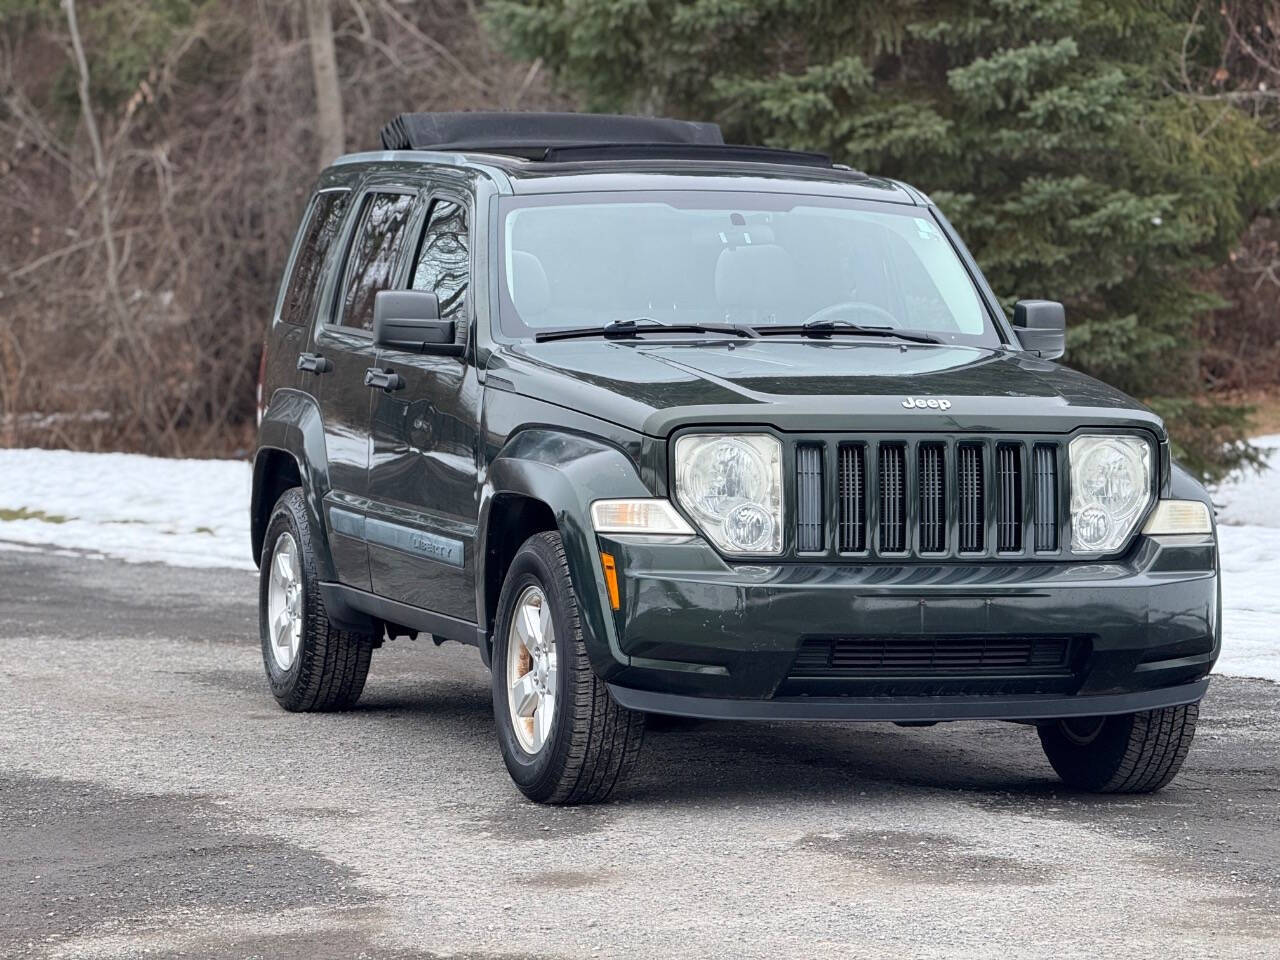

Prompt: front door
xmin=314 ymin=188 xmax=417 ymax=591
xmin=367 ymin=194 xmax=482 ymax=622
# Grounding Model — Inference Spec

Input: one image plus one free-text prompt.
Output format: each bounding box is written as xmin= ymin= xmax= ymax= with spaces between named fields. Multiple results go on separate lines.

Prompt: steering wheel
xmin=802 ymin=301 xmax=901 ymax=328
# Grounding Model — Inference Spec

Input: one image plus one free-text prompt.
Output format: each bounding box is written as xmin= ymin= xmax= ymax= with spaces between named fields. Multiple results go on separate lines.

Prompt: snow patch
xmin=0 ymin=441 xmax=1277 ymax=681
xmin=0 ymin=449 xmax=253 ymax=571
xmin=1211 ymin=434 xmax=1280 ymax=681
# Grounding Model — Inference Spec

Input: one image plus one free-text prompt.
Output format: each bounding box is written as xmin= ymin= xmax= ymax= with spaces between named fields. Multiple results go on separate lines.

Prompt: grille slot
xmin=1033 ymin=444 xmax=1058 ymax=551
xmin=795 ymin=444 xmax=823 ymax=552
xmin=790 ymin=635 xmax=1079 ymax=676
xmin=958 ymin=444 xmax=985 ymax=553
xmin=997 ymin=444 xmax=1023 ymax=552
xmin=878 ymin=443 xmax=907 ymax=553
xmin=918 ymin=443 xmax=945 ymax=553
xmin=837 ymin=445 xmax=866 ymax=552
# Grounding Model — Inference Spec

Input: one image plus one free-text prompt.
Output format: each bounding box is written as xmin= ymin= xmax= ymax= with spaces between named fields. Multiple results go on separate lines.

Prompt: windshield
xmin=497 ymin=191 xmax=1001 ymax=346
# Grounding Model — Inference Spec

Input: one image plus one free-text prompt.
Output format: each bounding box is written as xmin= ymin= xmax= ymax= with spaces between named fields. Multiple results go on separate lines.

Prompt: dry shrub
xmin=1197 ymin=1 xmax=1280 ymax=396
xmin=0 ymin=0 xmax=558 ymax=456
xmin=1201 ymin=217 xmax=1280 ymax=392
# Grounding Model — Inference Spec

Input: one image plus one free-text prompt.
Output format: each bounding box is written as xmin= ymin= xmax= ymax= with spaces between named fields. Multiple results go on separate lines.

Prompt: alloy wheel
xmin=267 ymin=532 xmax=303 ymax=671
xmin=506 ymin=585 xmax=558 ymax=753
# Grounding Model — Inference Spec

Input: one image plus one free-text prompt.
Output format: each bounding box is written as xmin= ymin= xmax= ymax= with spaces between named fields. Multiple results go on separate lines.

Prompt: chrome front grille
xmin=789 ymin=434 xmax=1066 ymax=560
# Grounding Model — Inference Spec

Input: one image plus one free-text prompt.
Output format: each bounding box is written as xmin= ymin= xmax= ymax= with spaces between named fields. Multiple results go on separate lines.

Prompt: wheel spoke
xmin=544 ymin=661 xmax=558 ymax=694
xmin=537 ymin=600 xmax=553 ymax=645
xmin=274 ymin=609 xmax=292 ymax=645
xmin=518 ymin=604 xmax=541 ymax=654
xmin=511 ymin=671 xmax=539 ymax=717
xmin=274 ymin=550 xmax=292 ymax=583
xmin=534 ymin=696 xmax=553 ymax=747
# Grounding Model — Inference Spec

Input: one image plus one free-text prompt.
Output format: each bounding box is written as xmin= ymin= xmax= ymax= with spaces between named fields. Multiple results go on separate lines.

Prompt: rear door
xmin=313 ymin=186 xmax=417 ymax=590
xmin=367 ymin=191 xmax=481 ymax=622
xmin=265 ymin=188 xmax=350 ymax=403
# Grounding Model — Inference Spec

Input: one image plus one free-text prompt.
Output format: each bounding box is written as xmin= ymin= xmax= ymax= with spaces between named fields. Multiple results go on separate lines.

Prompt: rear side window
xmin=337 ymin=192 xmax=415 ymax=330
xmin=279 ymin=190 xmax=349 ymax=326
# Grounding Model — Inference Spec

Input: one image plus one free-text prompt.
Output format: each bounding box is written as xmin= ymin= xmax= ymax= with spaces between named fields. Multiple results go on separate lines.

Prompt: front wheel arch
xmin=481 ymin=493 xmax=558 ymax=657
xmin=251 ymin=448 xmax=302 ymax=566
xmin=479 ymin=431 xmax=652 ymax=677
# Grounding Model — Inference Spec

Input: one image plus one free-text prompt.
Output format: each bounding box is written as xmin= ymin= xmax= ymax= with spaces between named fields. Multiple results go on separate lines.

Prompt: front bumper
xmin=609 ymin=678 xmax=1209 ymax=722
xmin=594 ymin=532 xmax=1219 ymax=722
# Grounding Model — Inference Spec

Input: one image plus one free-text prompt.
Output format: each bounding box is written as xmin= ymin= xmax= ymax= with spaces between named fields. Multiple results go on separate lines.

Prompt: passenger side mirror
xmin=373 ymin=290 xmax=463 ymax=356
xmin=1013 ymin=300 xmax=1065 ymax=360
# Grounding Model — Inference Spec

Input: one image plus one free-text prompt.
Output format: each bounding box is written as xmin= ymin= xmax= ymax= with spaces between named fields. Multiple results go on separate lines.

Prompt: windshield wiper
xmin=757 ymin=319 xmax=943 ymax=345
xmin=534 ymin=317 xmax=758 ymax=343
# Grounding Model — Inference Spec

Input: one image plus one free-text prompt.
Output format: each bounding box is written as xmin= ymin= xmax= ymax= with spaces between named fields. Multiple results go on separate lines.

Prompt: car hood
xmin=490 ymin=339 xmax=1165 ymax=440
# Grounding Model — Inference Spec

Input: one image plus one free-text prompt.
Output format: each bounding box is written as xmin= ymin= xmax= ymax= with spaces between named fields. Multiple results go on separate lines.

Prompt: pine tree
xmin=490 ymin=0 xmax=1279 ymax=478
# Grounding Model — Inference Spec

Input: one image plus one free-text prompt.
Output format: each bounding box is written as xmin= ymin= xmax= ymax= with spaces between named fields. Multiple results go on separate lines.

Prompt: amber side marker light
xmin=600 ymin=552 xmax=621 ymax=610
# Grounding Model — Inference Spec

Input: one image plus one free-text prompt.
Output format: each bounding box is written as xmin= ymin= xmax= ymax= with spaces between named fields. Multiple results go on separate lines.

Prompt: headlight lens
xmin=1069 ymin=435 xmax=1152 ymax=553
xmin=674 ymin=434 xmax=783 ymax=554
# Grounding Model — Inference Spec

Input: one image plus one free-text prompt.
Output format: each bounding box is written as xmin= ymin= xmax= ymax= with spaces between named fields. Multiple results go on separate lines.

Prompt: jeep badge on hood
xmin=902 ymin=396 xmax=952 ymax=410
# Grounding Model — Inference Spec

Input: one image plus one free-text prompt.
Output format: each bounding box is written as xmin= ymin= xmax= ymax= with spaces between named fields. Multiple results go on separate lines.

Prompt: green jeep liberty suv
xmin=252 ymin=112 xmax=1219 ymax=804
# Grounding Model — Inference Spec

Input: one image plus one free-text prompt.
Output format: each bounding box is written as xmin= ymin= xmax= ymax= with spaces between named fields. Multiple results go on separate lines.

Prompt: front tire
xmin=1037 ymin=703 xmax=1199 ymax=793
xmin=490 ymin=531 xmax=645 ymax=804
xmin=259 ymin=488 xmax=374 ymax=711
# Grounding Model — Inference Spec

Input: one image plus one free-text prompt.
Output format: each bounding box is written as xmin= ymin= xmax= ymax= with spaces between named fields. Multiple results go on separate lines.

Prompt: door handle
xmin=297 ymin=352 xmax=332 ymax=374
xmin=364 ymin=367 xmax=405 ymax=392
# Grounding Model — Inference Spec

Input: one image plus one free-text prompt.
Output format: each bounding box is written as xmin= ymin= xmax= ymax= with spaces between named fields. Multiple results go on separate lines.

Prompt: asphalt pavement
xmin=1 ymin=547 xmax=1277 ymax=959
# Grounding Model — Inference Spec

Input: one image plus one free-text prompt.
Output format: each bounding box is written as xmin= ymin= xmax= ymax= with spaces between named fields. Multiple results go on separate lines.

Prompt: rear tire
xmin=491 ymin=531 xmax=645 ymax=804
xmin=1037 ymin=703 xmax=1199 ymax=793
xmin=259 ymin=488 xmax=374 ymax=711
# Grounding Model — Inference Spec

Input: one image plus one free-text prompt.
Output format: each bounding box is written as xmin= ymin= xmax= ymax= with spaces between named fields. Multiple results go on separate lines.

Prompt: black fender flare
xmin=252 ymin=389 xmax=337 ymax=582
xmin=479 ymin=429 xmax=652 ymax=679
xmin=1167 ymin=458 xmax=1213 ymax=507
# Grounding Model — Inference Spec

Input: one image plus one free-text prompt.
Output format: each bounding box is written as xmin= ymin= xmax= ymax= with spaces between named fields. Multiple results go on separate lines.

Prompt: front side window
xmin=337 ymin=192 xmax=414 ymax=330
xmin=411 ymin=199 xmax=470 ymax=336
xmin=280 ymin=189 xmax=349 ymax=326
xmin=497 ymin=191 xmax=998 ymax=346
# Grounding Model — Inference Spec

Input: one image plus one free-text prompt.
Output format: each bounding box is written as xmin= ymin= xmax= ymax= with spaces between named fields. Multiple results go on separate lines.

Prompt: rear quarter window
xmin=279 ymin=189 xmax=349 ymax=326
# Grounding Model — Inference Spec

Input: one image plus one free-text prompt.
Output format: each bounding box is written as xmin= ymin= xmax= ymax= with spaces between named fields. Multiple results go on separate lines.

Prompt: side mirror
xmin=1013 ymin=299 xmax=1065 ymax=360
xmin=373 ymin=290 xmax=462 ymax=356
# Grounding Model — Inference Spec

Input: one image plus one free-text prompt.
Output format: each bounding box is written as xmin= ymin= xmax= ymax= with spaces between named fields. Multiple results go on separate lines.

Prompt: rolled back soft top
xmin=379 ymin=111 xmax=725 ymax=154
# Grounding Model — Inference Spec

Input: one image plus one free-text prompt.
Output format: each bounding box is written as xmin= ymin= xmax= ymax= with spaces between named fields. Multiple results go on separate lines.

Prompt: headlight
xmin=1069 ymin=435 xmax=1153 ymax=553
xmin=674 ymin=434 xmax=783 ymax=554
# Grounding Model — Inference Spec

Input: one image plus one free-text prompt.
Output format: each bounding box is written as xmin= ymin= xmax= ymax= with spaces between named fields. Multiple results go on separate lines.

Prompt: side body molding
xmin=253 ymin=388 xmax=337 ymax=581
xmin=480 ymin=429 xmax=653 ymax=678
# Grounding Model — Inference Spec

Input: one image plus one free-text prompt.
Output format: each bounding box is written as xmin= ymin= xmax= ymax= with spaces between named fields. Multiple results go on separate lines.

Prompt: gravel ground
xmin=1 ymin=548 xmax=1278 ymax=960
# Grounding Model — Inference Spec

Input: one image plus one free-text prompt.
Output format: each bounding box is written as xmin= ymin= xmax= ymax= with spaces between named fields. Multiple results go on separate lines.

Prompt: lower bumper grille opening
xmin=779 ymin=634 xmax=1090 ymax=698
